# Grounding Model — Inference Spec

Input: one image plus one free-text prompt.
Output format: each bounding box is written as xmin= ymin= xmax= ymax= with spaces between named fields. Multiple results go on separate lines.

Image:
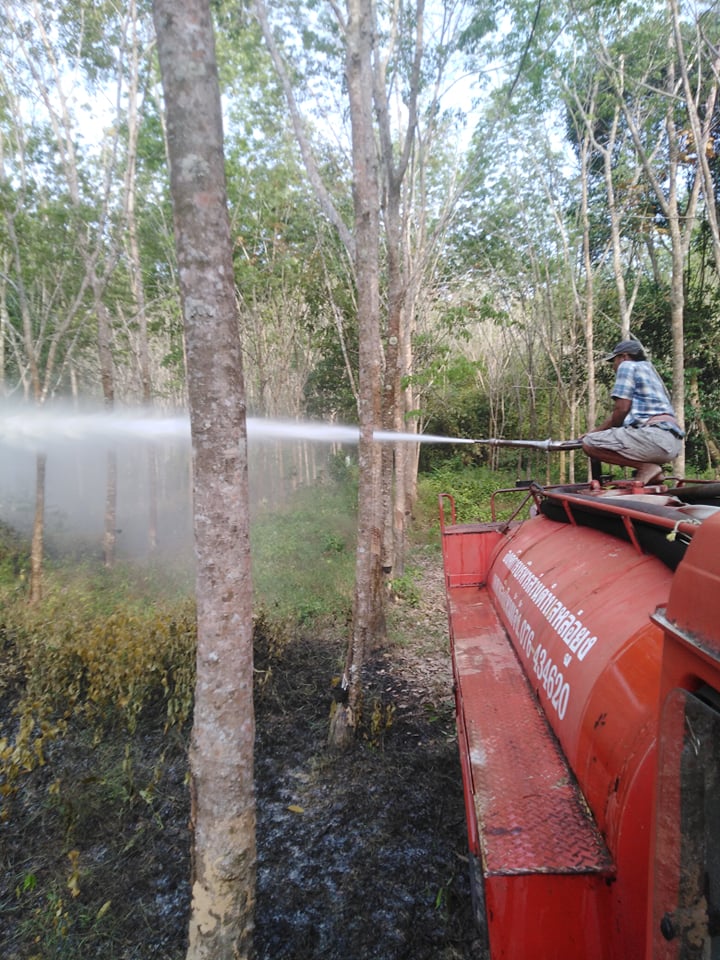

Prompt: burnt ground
xmin=1 ymin=546 xmax=482 ymax=959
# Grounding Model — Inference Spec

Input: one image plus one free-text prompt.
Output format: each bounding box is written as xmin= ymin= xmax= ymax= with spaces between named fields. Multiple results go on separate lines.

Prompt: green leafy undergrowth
xmin=0 ymin=520 xmax=29 ymax=590
xmin=250 ymin=482 xmax=356 ymax=622
xmin=389 ymin=566 xmax=423 ymax=607
xmin=417 ymin=461 xmax=521 ymax=526
xmin=0 ymin=556 xmax=197 ymax=956
xmin=0 ymin=479 xmax=360 ymax=816
xmin=0 ymin=574 xmax=197 ymax=819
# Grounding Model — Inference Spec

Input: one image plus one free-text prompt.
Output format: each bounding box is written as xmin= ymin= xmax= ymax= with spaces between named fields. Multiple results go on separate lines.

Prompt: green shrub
xmin=0 ymin=584 xmax=197 ymax=817
xmin=417 ymin=461 xmax=520 ymax=526
xmin=0 ymin=521 xmax=29 ymax=589
xmin=389 ymin=567 xmax=422 ymax=606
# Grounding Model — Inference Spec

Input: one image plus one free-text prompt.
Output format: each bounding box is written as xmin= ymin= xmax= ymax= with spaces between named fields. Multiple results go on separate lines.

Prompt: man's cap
xmin=603 ymin=339 xmax=645 ymax=361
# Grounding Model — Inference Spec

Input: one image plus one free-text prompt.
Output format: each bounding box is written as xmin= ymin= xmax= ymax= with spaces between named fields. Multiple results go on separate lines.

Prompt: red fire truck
xmin=440 ymin=476 xmax=720 ymax=960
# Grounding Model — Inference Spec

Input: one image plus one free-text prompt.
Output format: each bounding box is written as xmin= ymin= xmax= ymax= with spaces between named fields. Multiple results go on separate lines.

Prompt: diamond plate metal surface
xmin=449 ymin=585 xmax=614 ymax=877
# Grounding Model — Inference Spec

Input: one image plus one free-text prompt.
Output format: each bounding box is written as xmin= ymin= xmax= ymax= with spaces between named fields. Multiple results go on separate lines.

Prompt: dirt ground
xmin=1 ymin=545 xmax=483 ymax=959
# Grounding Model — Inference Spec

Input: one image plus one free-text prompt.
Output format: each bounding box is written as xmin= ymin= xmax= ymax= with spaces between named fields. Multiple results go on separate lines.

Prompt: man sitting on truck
xmin=581 ymin=339 xmax=684 ymax=486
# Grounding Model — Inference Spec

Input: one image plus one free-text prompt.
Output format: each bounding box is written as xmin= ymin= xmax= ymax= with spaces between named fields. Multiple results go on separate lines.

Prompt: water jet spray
xmin=0 ymin=409 xmax=581 ymax=452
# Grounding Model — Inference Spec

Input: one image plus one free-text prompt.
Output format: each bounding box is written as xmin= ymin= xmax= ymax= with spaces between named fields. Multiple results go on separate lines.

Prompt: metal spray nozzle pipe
xmin=469 ymin=437 xmax=584 ymax=452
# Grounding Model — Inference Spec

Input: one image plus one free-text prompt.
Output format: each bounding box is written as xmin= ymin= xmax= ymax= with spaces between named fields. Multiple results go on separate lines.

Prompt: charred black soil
xmin=1 ymin=548 xmax=481 ymax=959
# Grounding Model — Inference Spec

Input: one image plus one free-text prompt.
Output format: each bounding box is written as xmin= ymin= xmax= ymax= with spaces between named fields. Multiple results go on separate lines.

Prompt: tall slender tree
xmin=252 ymin=0 xmax=480 ymax=738
xmin=328 ymin=0 xmax=385 ymax=746
xmin=152 ymin=1 xmax=256 ymax=956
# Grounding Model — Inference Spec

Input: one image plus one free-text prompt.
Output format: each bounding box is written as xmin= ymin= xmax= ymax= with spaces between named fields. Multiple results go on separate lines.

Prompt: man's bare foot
xmin=633 ymin=467 xmax=663 ymax=485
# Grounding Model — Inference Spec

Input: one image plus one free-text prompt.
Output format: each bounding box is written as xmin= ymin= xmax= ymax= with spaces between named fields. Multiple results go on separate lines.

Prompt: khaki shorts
xmin=583 ymin=425 xmax=683 ymax=463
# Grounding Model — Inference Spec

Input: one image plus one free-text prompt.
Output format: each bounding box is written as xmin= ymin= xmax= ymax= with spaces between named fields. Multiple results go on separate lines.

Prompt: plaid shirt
xmin=612 ymin=360 xmax=676 ymax=427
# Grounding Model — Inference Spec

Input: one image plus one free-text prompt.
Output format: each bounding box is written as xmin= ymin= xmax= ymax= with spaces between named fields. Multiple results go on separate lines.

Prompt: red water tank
xmin=441 ymin=482 xmax=720 ymax=960
xmin=490 ymin=513 xmax=671 ymax=957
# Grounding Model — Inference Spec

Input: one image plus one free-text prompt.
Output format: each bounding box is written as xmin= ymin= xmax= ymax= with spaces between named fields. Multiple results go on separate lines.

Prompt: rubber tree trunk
xmin=329 ymin=0 xmax=385 ymax=747
xmin=152 ymin=1 xmax=256 ymax=957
